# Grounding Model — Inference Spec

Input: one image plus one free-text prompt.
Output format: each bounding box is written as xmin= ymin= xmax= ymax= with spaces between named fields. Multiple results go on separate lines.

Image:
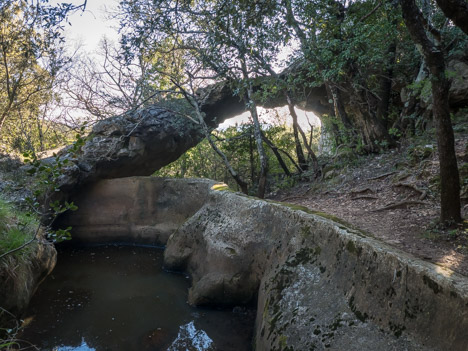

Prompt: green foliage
xmin=156 ymin=122 xmax=305 ymax=192
xmin=0 ymin=1 xmax=85 ymax=155
xmin=0 ymin=197 xmax=38 ymax=258
xmin=21 ymin=128 xmax=86 ymax=243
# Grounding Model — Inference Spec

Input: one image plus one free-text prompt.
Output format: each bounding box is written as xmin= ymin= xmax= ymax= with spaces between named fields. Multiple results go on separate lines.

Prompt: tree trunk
xmin=287 ymin=99 xmax=308 ymax=171
xmin=297 ymin=123 xmax=319 ymax=173
xmin=241 ymin=58 xmax=268 ymax=198
xmin=248 ymin=93 xmax=268 ymax=198
xmin=176 ymin=80 xmax=250 ymax=194
xmin=261 ymin=132 xmax=291 ymax=177
xmin=249 ymin=128 xmax=255 ymax=183
xmin=400 ymin=0 xmax=461 ymax=223
xmin=327 ymin=83 xmax=353 ymax=130
xmin=377 ymin=41 xmax=397 ymax=126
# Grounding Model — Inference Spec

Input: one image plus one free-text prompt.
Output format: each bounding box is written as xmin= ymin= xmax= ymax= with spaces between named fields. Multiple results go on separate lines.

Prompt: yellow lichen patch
xmin=211 ymin=183 xmax=230 ymax=191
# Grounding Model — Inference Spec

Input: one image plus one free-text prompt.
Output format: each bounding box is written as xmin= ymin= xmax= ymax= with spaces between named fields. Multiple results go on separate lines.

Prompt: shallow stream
xmin=20 ymin=245 xmax=255 ymax=350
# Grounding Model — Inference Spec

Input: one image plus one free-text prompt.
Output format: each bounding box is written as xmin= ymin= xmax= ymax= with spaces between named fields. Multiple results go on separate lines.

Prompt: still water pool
xmin=20 ymin=245 xmax=255 ymax=350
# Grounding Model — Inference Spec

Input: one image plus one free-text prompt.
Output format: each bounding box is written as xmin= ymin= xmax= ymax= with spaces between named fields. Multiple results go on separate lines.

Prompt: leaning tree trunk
xmin=241 ymin=58 xmax=268 ymax=198
xmin=247 ymin=90 xmax=268 ymax=198
xmin=400 ymin=0 xmax=461 ymax=223
xmin=192 ymin=99 xmax=249 ymax=195
xmin=261 ymin=132 xmax=292 ymax=177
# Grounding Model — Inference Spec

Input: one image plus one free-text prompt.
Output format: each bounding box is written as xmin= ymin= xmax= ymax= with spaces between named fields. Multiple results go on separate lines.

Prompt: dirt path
xmin=270 ymin=142 xmax=468 ymax=277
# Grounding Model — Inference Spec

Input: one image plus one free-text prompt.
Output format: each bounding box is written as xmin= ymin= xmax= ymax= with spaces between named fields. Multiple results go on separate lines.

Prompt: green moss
xmin=268 ymin=309 xmax=283 ymax=339
xmin=345 ymin=240 xmax=362 ymax=256
xmin=267 ymin=200 xmax=315 ymax=214
xmin=265 ymin=200 xmax=373 ymax=238
xmin=279 ymin=335 xmax=288 ymax=348
xmin=300 ymin=225 xmax=311 ymax=238
xmin=225 ymin=247 xmax=237 ymax=255
xmin=310 ymin=211 xmax=371 ymax=238
xmin=329 ymin=317 xmax=343 ymax=331
xmin=346 ymin=241 xmax=357 ymax=254
xmin=286 ymin=247 xmax=321 ymax=267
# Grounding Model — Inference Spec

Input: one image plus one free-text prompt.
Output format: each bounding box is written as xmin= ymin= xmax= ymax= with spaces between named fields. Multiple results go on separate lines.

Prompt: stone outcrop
xmin=163 ymin=186 xmax=468 ymax=351
xmin=0 ymin=237 xmax=56 ymax=325
xmin=54 ymin=107 xmax=206 ymax=194
xmin=58 ymin=177 xmax=468 ymax=351
xmin=448 ymin=58 xmax=468 ymax=108
xmin=46 ymin=81 xmax=329 ymax=199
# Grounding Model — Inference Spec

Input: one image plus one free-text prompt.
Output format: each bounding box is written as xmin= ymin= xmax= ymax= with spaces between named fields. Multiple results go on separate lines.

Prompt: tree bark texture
xmin=400 ymin=0 xmax=462 ymax=223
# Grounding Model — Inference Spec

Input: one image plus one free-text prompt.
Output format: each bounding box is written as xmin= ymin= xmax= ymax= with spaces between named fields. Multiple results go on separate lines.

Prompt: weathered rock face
xmin=56 ymin=177 xmax=217 ymax=245
xmin=55 ymin=107 xmax=205 ymax=193
xmin=164 ymin=191 xmax=285 ymax=306
xmin=0 ymin=237 xmax=56 ymax=325
xmin=448 ymin=58 xmax=468 ymax=108
xmin=161 ymin=181 xmax=468 ymax=351
xmin=56 ymin=177 xmax=468 ymax=351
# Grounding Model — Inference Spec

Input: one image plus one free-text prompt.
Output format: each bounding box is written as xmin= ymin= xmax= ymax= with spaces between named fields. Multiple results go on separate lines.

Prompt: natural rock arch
xmin=52 ymin=81 xmax=329 ymax=195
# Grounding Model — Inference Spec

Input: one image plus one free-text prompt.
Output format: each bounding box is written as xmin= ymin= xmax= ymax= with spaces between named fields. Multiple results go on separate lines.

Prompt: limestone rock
xmin=162 ymin=183 xmax=468 ymax=351
xmin=163 ymin=192 xmax=287 ymax=306
xmin=56 ymin=177 xmax=217 ymax=245
xmin=55 ymin=107 xmax=205 ymax=193
xmin=43 ymin=79 xmax=328 ymax=202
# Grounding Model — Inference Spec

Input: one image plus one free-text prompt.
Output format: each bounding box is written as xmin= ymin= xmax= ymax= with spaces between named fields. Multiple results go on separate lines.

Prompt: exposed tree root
xmin=393 ymin=182 xmax=427 ymax=200
xmin=372 ymin=200 xmax=428 ymax=212
xmin=351 ymin=195 xmax=379 ymax=200
xmin=350 ymin=187 xmax=375 ymax=196
xmin=367 ymin=171 xmax=397 ymax=180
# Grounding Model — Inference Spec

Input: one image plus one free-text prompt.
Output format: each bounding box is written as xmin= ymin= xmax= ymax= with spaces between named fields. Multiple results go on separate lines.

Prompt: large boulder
xmin=44 ymin=80 xmax=329 ymax=202
xmin=163 ymin=183 xmax=468 ymax=351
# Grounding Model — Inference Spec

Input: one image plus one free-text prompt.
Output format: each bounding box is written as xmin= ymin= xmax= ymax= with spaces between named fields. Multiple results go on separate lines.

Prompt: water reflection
xmin=54 ymin=338 xmax=96 ymax=351
xmin=20 ymin=245 xmax=254 ymax=351
xmin=168 ymin=321 xmax=214 ymax=350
